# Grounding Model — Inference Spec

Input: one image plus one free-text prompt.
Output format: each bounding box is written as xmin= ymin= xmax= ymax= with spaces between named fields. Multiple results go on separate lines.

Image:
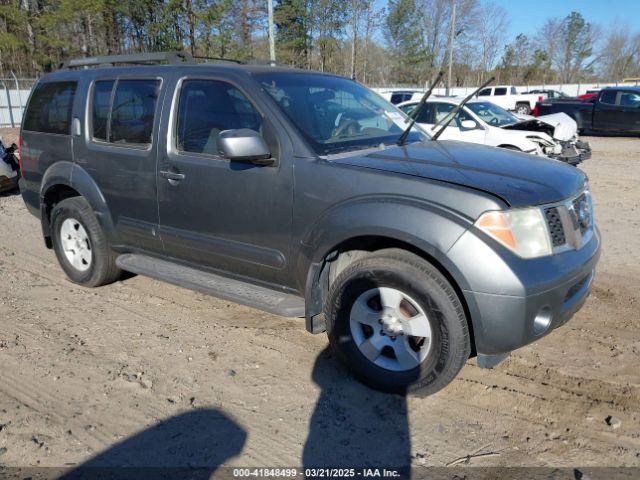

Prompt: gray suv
xmin=18 ymin=53 xmax=600 ymax=395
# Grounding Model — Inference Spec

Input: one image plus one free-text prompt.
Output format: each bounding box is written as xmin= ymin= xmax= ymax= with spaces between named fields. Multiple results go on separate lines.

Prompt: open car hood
xmin=501 ymin=112 xmax=577 ymax=141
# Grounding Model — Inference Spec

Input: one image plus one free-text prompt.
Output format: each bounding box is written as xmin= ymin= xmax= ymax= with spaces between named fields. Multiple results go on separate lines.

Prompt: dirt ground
xmin=0 ymin=128 xmax=639 ymax=472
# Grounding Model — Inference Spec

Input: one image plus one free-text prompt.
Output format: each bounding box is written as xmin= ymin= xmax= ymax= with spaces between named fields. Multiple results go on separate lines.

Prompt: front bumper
xmin=553 ymin=140 xmax=591 ymax=166
xmin=448 ymin=225 xmax=601 ymax=356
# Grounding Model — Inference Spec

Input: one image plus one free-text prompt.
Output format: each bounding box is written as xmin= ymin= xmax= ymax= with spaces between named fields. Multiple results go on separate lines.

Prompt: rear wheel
xmin=515 ymin=103 xmax=531 ymax=115
xmin=50 ymin=197 xmax=121 ymax=287
xmin=324 ymin=249 xmax=471 ymax=395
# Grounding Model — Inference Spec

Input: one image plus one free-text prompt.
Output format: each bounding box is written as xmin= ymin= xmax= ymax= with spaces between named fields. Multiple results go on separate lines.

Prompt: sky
xmin=492 ymin=0 xmax=640 ymax=42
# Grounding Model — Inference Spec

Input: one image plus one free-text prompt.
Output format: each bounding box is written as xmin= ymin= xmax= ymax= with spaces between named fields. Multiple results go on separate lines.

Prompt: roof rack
xmin=192 ymin=55 xmax=244 ymax=65
xmin=59 ymin=51 xmax=195 ymax=69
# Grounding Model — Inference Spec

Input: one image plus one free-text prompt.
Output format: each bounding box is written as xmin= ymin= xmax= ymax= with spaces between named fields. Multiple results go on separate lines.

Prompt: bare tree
xmin=470 ymin=0 xmax=508 ymax=81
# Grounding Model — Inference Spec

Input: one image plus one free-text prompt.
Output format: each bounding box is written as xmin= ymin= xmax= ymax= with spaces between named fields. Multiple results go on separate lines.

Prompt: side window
xmin=110 ymin=79 xmax=161 ymax=145
xmin=510 ymin=86 xmax=517 ymax=94
xmin=619 ymin=92 xmax=640 ymax=107
xmin=23 ymin=81 xmax=77 ymax=134
xmin=599 ymin=90 xmax=617 ymax=105
xmin=398 ymin=103 xmax=416 ymax=115
xmin=416 ymin=103 xmax=433 ymax=124
xmin=176 ymin=79 xmax=263 ymax=155
xmin=92 ymin=80 xmax=114 ymax=141
xmin=433 ymin=103 xmax=454 ymax=124
xmin=494 ymin=87 xmax=507 ymax=96
xmin=478 ymin=88 xmax=491 ymax=96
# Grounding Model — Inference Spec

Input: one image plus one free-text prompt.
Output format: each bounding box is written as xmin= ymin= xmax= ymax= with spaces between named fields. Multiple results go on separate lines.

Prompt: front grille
xmin=544 ymin=207 xmax=566 ymax=247
xmin=572 ymin=193 xmax=590 ymax=235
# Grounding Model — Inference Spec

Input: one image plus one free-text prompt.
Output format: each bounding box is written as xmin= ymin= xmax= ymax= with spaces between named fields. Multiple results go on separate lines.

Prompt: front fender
xmin=296 ymin=197 xmax=479 ymax=328
xmin=40 ymin=162 xmax=117 ymax=242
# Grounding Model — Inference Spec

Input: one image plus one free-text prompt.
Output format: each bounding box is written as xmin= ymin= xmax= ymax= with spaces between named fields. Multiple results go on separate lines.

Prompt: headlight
xmin=526 ymin=135 xmax=554 ymax=147
xmin=475 ymin=207 xmax=552 ymax=258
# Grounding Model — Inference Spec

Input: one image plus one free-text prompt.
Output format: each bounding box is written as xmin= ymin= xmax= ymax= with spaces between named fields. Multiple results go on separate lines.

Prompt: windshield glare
xmin=467 ymin=101 xmax=520 ymax=127
xmin=255 ymin=73 xmax=426 ymax=155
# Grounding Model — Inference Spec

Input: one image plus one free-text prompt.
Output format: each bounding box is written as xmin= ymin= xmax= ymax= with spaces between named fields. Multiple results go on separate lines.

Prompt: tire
xmin=50 ymin=197 xmax=121 ymax=287
xmin=324 ymin=249 xmax=471 ymax=395
xmin=515 ymin=103 xmax=531 ymax=115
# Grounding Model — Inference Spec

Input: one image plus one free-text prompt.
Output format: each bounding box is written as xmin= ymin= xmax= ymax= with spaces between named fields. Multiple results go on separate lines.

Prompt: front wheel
xmin=324 ymin=249 xmax=471 ymax=395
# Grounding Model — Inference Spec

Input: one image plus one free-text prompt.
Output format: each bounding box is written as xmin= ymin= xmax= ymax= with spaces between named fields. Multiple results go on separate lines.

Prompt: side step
xmin=116 ymin=254 xmax=305 ymax=317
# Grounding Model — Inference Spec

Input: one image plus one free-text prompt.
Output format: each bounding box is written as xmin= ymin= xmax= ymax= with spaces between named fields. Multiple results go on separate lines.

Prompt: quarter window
xmin=23 ymin=81 xmax=77 ymax=134
xmin=176 ymin=79 xmax=263 ymax=155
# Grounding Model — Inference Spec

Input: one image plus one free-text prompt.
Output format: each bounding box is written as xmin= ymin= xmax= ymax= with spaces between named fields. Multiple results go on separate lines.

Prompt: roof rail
xmin=59 ymin=51 xmax=195 ymax=69
xmin=192 ymin=55 xmax=244 ymax=65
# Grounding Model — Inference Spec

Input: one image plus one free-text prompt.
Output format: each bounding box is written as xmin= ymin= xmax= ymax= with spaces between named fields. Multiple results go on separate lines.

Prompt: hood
xmin=332 ymin=140 xmax=586 ymax=207
xmin=502 ymin=112 xmax=577 ymax=141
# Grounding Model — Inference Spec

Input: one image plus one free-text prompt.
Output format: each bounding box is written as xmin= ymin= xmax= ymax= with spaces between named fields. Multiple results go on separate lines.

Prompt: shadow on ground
xmin=58 ymin=409 xmax=246 ymax=479
xmin=303 ymin=348 xmax=412 ymax=474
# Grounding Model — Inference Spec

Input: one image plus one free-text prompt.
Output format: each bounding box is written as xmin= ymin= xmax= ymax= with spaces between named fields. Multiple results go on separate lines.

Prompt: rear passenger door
xmin=156 ymin=76 xmax=293 ymax=286
xmin=74 ymin=76 xmax=165 ymax=252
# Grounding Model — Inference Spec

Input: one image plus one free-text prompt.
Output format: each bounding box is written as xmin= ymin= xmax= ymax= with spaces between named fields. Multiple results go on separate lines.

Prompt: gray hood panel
xmin=333 ymin=141 xmax=586 ymax=207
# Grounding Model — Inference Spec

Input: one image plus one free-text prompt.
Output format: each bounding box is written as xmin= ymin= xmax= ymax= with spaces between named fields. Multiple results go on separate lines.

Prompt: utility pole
xmin=268 ymin=0 xmax=276 ymax=64
xmin=446 ymin=0 xmax=457 ymax=96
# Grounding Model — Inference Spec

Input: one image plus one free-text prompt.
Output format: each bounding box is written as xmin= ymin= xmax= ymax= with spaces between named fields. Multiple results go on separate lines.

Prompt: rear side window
xmin=494 ymin=87 xmax=507 ymax=96
xmin=24 ymin=81 xmax=77 ymax=134
xmin=91 ymin=78 xmax=160 ymax=146
xmin=111 ymin=80 xmax=160 ymax=145
xmin=599 ymin=90 xmax=616 ymax=105
xmin=92 ymin=81 xmax=115 ymax=141
xmin=176 ymin=79 xmax=263 ymax=155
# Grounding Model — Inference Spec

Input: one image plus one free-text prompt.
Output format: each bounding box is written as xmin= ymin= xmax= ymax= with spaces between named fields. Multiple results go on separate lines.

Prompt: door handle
xmin=160 ymin=170 xmax=185 ymax=181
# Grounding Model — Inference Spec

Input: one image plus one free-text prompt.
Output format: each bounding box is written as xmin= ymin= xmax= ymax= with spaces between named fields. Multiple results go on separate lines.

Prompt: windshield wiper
xmin=431 ymin=76 xmax=494 ymax=140
xmin=397 ymin=71 xmax=444 ymax=146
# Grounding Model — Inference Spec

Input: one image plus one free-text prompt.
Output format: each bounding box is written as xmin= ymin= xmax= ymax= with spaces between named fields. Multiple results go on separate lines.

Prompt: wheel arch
xmin=303 ymin=233 xmax=477 ymax=356
xmin=40 ymin=161 xmax=116 ymax=248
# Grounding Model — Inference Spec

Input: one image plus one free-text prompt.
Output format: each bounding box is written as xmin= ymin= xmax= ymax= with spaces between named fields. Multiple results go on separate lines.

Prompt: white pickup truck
xmin=476 ymin=85 xmax=546 ymax=115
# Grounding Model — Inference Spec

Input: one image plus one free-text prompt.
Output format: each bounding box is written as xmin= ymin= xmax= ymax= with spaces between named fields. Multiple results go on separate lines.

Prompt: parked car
xmin=397 ymin=98 xmax=591 ymax=165
xmin=536 ymin=86 xmax=640 ymax=134
xmin=19 ymin=52 xmax=600 ymax=395
xmin=0 ymin=138 xmax=20 ymax=193
xmin=476 ymin=85 xmax=546 ymax=115
xmin=374 ymin=88 xmax=424 ymax=105
xmin=526 ymin=89 xmax=570 ymax=99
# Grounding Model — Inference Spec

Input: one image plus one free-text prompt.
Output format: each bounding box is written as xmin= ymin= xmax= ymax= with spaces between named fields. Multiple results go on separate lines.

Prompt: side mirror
xmin=460 ymin=119 xmax=478 ymax=130
xmin=218 ymin=129 xmax=273 ymax=165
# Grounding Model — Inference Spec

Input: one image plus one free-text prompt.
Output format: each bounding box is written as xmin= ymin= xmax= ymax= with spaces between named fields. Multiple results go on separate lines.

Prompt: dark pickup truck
xmin=536 ymin=86 xmax=640 ymax=135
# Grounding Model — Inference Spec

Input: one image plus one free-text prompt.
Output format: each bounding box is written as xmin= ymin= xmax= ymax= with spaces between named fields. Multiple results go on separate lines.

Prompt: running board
xmin=116 ymin=254 xmax=305 ymax=317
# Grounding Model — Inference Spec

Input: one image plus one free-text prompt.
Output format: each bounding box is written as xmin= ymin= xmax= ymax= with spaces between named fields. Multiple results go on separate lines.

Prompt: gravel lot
xmin=0 ymin=129 xmax=638 ymax=472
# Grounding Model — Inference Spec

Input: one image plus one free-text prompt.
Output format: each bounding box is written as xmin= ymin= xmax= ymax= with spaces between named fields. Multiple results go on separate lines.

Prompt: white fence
xmin=373 ymin=81 xmax=640 ymax=99
xmin=0 ymin=75 xmax=38 ymax=128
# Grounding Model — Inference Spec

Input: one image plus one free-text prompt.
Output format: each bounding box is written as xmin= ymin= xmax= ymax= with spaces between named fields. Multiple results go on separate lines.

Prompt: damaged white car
xmin=397 ymin=98 xmax=591 ymax=165
xmin=0 ymin=138 xmax=20 ymax=193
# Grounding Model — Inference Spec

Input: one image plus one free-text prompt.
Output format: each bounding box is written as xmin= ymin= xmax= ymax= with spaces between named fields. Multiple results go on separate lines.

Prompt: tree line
xmin=0 ymin=0 xmax=638 ymax=86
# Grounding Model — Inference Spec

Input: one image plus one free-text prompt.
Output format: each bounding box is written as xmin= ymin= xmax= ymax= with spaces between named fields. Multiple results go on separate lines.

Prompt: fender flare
xmin=296 ymin=197 xmax=475 ymax=330
xmin=40 ymin=161 xmax=117 ymax=242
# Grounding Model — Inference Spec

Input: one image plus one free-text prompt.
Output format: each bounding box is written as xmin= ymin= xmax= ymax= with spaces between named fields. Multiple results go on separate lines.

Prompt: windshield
xmin=254 ymin=73 xmax=426 ymax=155
xmin=467 ymin=101 xmax=520 ymax=126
